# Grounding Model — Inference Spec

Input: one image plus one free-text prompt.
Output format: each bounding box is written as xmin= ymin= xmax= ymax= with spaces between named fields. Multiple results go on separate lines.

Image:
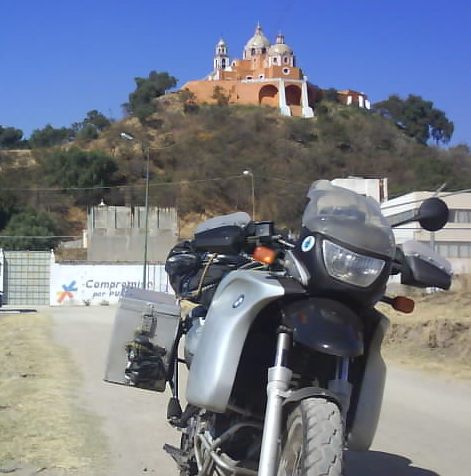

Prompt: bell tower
xmin=214 ymin=38 xmax=229 ymax=72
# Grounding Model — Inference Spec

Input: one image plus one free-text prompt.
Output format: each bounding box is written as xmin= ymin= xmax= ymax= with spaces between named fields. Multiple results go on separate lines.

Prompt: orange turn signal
xmin=252 ymin=246 xmax=277 ymax=265
xmin=391 ymin=296 xmax=415 ymax=314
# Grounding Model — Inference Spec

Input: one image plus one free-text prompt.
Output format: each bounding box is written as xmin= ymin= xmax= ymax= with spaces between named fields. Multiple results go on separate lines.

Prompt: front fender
xmin=186 ymin=271 xmax=304 ymax=412
xmin=282 ymin=298 xmax=364 ymax=357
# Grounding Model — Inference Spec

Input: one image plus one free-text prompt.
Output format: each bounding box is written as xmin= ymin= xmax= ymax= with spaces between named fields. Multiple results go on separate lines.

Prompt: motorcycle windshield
xmin=303 ymin=180 xmax=396 ymax=259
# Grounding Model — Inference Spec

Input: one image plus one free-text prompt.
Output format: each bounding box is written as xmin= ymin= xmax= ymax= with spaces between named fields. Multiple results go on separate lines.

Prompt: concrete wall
xmin=183 ymin=77 xmax=314 ymax=113
xmin=332 ymin=177 xmax=389 ymax=203
xmin=87 ymin=206 xmax=178 ymax=263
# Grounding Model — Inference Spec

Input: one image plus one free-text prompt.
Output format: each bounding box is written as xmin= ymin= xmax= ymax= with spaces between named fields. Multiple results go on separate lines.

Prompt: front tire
xmin=278 ymin=398 xmax=343 ymax=476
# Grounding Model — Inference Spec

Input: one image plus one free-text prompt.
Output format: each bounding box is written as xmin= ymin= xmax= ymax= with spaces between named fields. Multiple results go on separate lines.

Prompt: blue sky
xmin=1 ymin=0 xmax=470 ymax=145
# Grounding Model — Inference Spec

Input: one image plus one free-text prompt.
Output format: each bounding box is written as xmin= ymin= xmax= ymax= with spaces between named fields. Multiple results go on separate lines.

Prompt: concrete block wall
xmin=87 ymin=206 xmax=178 ymax=263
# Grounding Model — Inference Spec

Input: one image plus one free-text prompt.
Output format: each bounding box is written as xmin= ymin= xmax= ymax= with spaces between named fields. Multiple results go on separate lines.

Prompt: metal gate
xmin=2 ymin=251 xmax=51 ymax=305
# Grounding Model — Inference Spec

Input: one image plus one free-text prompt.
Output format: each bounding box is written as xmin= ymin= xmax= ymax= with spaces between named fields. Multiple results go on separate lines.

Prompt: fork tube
xmin=258 ymin=330 xmax=292 ymax=476
xmin=335 ymin=356 xmax=349 ymax=381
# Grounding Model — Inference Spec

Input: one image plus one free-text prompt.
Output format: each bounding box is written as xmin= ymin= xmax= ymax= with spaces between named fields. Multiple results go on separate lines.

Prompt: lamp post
xmin=120 ymin=132 xmax=150 ymax=289
xmin=243 ymin=170 xmax=255 ymax=219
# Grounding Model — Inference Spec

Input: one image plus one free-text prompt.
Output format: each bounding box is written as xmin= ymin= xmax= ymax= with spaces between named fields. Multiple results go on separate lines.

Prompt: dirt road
xmin=51 ymin=305 xmax=179 ymax=476
xmin=50 ymin=305 xmax=471 ymax=476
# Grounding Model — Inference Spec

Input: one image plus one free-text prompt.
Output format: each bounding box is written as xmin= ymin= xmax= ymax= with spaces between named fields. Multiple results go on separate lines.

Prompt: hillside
xmin=1 ymin=93 xmax=471 ymax=242
xmin=92 ymin=93 xmax=471 ymax=229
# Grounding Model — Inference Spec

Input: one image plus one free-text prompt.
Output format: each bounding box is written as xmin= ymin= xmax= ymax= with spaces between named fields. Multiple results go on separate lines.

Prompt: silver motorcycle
xmin=106 ymin=180 xmax=451 ymax=475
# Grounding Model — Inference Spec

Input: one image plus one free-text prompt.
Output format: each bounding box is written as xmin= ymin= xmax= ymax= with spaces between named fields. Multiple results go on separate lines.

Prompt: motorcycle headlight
xmin=322 ymin=239 xmax=385 ymax=288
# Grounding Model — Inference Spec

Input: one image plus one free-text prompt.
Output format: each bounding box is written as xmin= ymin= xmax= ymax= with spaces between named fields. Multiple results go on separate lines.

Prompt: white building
xmin=331 ymin=176 xmax=388 ymax=203
xmin=381 ymin=191 xmax=471 ymax=274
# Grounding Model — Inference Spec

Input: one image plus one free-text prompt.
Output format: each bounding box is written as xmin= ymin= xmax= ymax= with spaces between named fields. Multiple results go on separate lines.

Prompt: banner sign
xmin=50 ymin=262 xmax=171 ymax=305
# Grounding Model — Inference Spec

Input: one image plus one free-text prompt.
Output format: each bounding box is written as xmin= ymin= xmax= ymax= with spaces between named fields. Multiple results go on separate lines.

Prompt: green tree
xmin=374 ymin=94 xmax=454 ymax=145
xmin=125 ymin=71 xmax=177 ymax=121
xmin=76 ymin=123 xmax=99 ymax=141
xmin=429 ymin=107 xmax=455 ymax=145
xmin=0 ymin=209 xmax=61 ymax=250
xmin=72 ymin=110 xmax=112 ymax=140
xmin=29 ymin=124 xmax=73 ymax=148
xmin=83 ymin=109 xmax=112 ymax=131
xmin=0 ymin=126 xmax=24 ymax=149
xmin=37 ymin=147 xmax=120 ymax=205
xmin=39 ymin=147 xmax=119 ymax=189
xmin=0 ymin=188 xmax=20 ymax=229
xmin=323 ymin=88 xmax=339 ymax=103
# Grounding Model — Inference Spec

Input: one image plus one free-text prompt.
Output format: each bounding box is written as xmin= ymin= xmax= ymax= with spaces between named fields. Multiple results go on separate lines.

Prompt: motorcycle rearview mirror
xmin=391 ymin=197 xmax=449 ymax=232
xmin=416 ymin=197 xmax=449 ymax=231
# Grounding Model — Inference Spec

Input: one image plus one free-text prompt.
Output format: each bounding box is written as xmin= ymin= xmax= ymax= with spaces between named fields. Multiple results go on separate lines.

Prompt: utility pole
xmin=120 ymin=132 xmax=150 ymax=289
xmin=243 ymin=170 xmax=255 ymax=219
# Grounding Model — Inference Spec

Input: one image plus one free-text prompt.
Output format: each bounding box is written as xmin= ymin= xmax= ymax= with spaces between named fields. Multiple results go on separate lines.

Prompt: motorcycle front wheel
xmin=277 ymin=398 xmax=344 ymax=476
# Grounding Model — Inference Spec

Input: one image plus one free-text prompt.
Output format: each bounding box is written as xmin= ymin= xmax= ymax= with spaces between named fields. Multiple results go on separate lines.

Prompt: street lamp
xmin=120 ymin=132 xmax=150 ymax=289
xmin=243 ymin=170 xmax=255 ymax=219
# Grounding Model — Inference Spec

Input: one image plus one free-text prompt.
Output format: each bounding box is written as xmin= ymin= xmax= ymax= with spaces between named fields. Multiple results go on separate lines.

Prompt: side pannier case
xmin=104 ymin=287 xmax=180 ymax=392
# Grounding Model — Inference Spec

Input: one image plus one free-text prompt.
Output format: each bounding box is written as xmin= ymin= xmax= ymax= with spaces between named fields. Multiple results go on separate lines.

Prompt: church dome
xmin=269 ymin=43 xmax=292 ymax=55
xmin=268 ymin=33 xmax=292 ymax=56
xmin=245 ymin=23 xmax=270 ymax=50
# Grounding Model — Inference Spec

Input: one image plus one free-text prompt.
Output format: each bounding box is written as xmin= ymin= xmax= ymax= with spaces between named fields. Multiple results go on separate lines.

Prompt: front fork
xmin=258 ymin=329 xmax=351 ymax=476
xmin=258 ymin=329 xmax=292 ymax=476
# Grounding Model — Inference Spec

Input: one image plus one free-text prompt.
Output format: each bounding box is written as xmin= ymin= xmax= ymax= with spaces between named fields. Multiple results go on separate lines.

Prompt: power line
xmin=1 ymin=174 xmax=469 ymax=206
xmin=0 ymin=174 xmax=314 ymax=193
xmin=258 ymin=175 xmax=311 ymax=186
xmin=0 ymin=174 xmax=247 ymax=192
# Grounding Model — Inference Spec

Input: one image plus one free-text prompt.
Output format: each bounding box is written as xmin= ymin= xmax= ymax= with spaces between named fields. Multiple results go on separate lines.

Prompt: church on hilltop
xmin=182 ymin=24 xmax=370 ymax=118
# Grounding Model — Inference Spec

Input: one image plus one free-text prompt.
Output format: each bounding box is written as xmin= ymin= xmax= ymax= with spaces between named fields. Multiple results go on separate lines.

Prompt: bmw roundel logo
xmin=232 ymin=294 xmax=245 ymax=308
xmin=301 ymin=235 xmax=316 ymax=252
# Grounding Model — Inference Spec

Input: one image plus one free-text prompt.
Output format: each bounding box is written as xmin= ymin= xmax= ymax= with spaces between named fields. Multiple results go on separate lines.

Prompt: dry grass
xmin=0 ymin=313 xmax=107 ymax=474
xmin=380 ymin=278 xmax=471 ymax=379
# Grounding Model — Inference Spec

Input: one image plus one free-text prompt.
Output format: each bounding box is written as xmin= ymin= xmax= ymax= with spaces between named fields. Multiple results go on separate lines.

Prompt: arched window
xmin=273 ymin=57 xmax=278 ymax=64
xmin=221 ymin=59 xmax=226 ymax=68
xmin=284 ymin=57 xmax=289 ymax=64
xmin=251 ymin=48 xmax=255 ymax=55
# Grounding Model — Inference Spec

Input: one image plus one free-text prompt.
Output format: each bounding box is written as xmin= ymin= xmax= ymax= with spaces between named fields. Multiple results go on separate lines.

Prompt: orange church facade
xmin=182 ymin=24 xmax=318 ymax=118
xmin=182 ymin=24 xmax=370 ymax=117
